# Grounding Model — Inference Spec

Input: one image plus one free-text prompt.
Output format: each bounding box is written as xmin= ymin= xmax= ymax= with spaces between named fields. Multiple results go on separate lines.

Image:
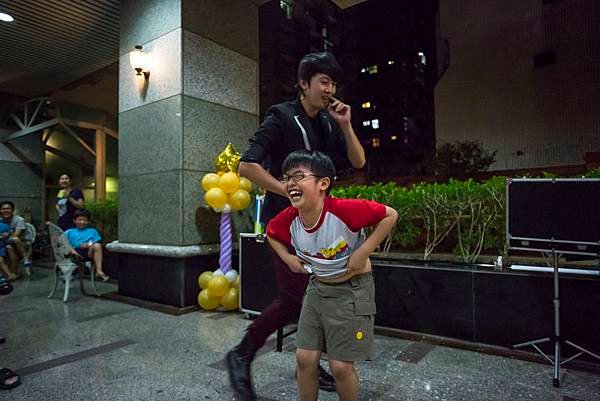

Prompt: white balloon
xmin=225 ymin=270 xmax=238 ymax=283
xmin=223 ymin=203 xmax=232 ymax=213
xmin=213 ymin=269 xmax=224 ymax=276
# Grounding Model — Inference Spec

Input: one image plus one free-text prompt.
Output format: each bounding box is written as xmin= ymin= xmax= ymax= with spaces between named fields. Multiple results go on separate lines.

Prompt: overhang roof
xmin=0 ymin=0 xmax=368 ymax=98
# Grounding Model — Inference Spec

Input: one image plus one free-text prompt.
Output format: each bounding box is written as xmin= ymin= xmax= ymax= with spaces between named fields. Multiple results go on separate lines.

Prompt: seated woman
xmin=64 ymin=209 xmax=109 ymax=282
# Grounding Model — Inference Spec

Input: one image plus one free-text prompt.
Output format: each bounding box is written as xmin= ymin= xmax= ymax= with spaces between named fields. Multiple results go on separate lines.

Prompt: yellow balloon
xmin=220 ymin=287 xmax=239 ymax=311
xmin=231 ymin=275 xmax=240 ymax=289
xmin=198 ymin=289 xmax=220 ymax=310
xmin=198 ymin=271 xmax=213 ymax=289
xmin=228 ymin=189 xmax=251 ymax=211
xmin=239 ymin=177 xmax=252 ymax=192
xmin=208 ymin=275 xmax=229 ymax=297
xmin=205 ymin=187 xmax=227 ymax=209
xmin=219 ymin=172 xmax=240 ymax=194
xmin=201 ymin=173 xmax=221 ymax=191
xmin=215 ymin=143 xmax=241 ymax=173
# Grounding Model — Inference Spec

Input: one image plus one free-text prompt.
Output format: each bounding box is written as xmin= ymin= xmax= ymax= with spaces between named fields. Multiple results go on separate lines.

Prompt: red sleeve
xmin=266 ymin=206 xmax=298 ymax=247
xmin=329 ymin=198 xmax=387 ymax=232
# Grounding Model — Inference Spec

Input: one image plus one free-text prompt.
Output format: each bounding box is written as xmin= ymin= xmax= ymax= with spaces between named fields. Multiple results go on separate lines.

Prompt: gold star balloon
xmin=215 ymin=143 xmax=241 ymax=173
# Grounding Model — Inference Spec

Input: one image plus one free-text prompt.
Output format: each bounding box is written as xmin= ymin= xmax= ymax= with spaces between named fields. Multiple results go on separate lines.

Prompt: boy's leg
xmin=296 ymin=348 xmax=321 ymax=401
xmin=329 ymin=360 xmax=358 ymax=401
xmin=88 ymin=244 xmax=104 ymax=275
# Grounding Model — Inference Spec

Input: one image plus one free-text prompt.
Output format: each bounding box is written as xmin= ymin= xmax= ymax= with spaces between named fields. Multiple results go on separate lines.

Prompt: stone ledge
xmin=106 ymin=241 xmax=220 ymax=258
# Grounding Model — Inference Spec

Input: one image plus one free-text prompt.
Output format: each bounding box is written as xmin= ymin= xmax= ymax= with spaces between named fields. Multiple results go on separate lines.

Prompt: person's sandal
xmin=96 ymin=273 xmax=110 ymax=282
xmin=0 ymin=368 xmax=22 ymax=390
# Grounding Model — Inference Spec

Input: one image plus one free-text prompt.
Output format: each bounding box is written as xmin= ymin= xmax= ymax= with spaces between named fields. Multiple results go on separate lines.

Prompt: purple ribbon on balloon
xmin=219 ymin=211 xmax=232 ymax=273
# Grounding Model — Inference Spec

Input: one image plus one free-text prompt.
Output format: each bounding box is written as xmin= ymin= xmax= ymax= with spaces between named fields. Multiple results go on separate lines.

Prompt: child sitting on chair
xmin=65 ymin=209 xmax=109 ymax=282
xmin=0 ymin=221 xmax=17 ymax=281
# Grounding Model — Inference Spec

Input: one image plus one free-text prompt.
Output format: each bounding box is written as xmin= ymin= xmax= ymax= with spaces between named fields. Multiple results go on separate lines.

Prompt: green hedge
xmin=86 ymin=198 xmax=118 ymax=243
xmin=332 ymin=168 xmax=600 ymax=262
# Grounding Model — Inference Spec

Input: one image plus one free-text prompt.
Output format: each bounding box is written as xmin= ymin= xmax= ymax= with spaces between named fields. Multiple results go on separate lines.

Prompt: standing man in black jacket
xmin=226 ymin=52 xmax=365 ymax=401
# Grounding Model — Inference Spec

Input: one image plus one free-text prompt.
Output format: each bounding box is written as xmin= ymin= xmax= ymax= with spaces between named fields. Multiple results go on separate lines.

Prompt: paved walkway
xmin=1 ymin=266 xmax=599 ymax=400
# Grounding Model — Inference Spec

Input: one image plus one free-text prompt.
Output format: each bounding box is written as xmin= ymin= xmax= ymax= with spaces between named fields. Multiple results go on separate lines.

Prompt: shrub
xmin=85 ymin=198 xmax=118 ymax=243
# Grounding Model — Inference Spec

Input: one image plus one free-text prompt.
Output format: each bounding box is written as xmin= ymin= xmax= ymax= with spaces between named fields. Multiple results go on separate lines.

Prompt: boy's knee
xmin=329 ymin=360 xmax=355 ymax=380
xmin=92 ymin=243 xmax=102 ymax=252
xmin=296 ymin=349 xmax=319 ymax=371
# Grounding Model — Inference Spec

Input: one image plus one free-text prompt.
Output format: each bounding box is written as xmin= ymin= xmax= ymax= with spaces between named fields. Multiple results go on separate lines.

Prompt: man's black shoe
xmin=318 ymin=365 xmax=336 ymax=392
xmin=225 ymin=346 xmax=257 ymax=401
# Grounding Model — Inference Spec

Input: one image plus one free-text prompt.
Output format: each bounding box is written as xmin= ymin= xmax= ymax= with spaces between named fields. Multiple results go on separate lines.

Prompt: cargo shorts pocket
xmin=354 ymin=300 xmax=376 ymax=316
xmin=350 ymin=301 xmax=376 ymax=347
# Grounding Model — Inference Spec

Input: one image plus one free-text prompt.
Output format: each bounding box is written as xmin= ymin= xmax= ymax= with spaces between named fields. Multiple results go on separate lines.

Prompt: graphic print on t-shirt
xmin=267 ymin=197 xmax=387 ymax=278
xmin=299 ymin=235 xmax=349 ymax=260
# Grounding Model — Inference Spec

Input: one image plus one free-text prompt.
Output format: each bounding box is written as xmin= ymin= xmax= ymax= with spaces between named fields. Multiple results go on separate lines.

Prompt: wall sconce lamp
xmin=129 ymin=45 xmax=152 ymax=79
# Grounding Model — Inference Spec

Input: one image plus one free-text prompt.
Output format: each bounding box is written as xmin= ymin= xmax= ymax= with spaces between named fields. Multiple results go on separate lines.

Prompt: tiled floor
xmin=1 ymin=267 xmax=599 ymax=401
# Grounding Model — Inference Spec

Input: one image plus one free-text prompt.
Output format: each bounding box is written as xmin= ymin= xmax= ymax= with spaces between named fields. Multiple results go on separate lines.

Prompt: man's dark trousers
xmin=245 ymin=249 xmax=309 ymax=352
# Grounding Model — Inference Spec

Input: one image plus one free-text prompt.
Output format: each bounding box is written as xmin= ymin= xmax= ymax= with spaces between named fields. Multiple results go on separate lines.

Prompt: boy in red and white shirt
xmin=267 ymin=150 xmax=397 ymax=401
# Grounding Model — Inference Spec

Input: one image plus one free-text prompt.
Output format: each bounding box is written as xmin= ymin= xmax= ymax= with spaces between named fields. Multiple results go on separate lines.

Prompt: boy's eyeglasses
xmin=280 ymin=172 xmax=323 ymax=183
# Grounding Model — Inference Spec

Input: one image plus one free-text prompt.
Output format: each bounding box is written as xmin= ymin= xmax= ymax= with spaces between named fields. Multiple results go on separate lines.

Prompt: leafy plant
xmin=412 ymin=182 xmax=456 ymax=260
xmin=86 ymin=198 xmax=118 ymax=243
xmin=436 ymin=140 xmax=497 ymax=180
xmin=585 ymin=167 xmax=600 ymax=178
xmin=449 ymin=179 xmax=503 ymax=263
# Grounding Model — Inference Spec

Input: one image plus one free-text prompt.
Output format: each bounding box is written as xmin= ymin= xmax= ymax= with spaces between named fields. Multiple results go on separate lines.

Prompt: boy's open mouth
xmin=288 ymin=189 xmax=303 ymax=202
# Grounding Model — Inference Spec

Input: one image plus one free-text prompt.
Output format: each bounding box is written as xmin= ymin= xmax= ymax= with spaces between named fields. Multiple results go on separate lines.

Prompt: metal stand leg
xmin=552 ymin=250 xmax=561 ymax=387
xmin=513 ymin=249 xmax=600 ymax=388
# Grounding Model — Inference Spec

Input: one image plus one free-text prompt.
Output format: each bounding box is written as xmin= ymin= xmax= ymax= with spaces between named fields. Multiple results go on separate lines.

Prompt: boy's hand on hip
xmin=347 ymin=249 xmax=370 ymax=272
xmin=283 ymin=254 xmax=309 ymax=274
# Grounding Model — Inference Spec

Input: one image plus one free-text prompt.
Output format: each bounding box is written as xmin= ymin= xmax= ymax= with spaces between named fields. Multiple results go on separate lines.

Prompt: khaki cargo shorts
xmin=295 ymin=271 xmax=376 ymax=361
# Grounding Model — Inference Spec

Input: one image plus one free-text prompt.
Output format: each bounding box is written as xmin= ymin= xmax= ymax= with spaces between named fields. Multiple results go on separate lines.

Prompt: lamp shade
xmin=129 ymin=45 xmax=151 ymax=76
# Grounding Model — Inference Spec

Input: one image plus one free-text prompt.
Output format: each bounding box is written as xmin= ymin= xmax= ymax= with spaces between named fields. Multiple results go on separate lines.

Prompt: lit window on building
xmin=391 ymin=135 xmax=397 ymax=140
xmin=367 ymin=65 xmax=378 ymax=74
xmin=371 ymin=119 xmax=380 ymax=129
xmin=387 ymin=60 xmax=395 ymax=65
xmin=362 ymin=120 xmax=371 ymax=127
xmin=418 ymin=51 xmax=427 ymax=65
xmin=361 ymin=101 xmax=371 ymax=109
xmin=372 ymin=138 xmax=380 ymax=148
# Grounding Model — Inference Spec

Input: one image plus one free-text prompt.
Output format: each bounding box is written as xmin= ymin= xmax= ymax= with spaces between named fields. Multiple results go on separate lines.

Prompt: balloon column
xmin=197 ymin=143 xmax=251 ymax=311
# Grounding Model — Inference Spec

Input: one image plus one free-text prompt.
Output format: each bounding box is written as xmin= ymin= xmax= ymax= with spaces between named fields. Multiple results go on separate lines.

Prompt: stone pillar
xmin=0 ymin=134 xmax=43 ymax=223
xmin=110 ymin=0 xmax=259 ymax=310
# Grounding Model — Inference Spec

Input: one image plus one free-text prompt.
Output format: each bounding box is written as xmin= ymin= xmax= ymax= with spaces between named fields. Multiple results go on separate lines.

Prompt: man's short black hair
xmin=297 ymin=52 xmax=342 ymax=87
xmin=282 ymin=150 xmax=336 ymax=195
xmin=73 ymin=209 xmax=91 ymax=220
xmin=0 ymin=201 xmax=15 ymax=211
